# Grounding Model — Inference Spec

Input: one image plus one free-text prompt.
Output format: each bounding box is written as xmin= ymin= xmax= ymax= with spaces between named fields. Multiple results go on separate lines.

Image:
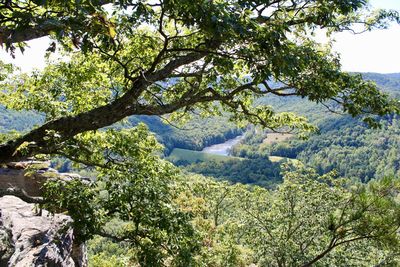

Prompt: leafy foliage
xmin=238 ymin=167 xmax=400 ymax=266
xmin=1 ymin=0 xmax=399 ymax=163
xmin=41 ymin=124 xmax=200 ymax=266
xmin=1 ymin=1 xmax=400 ymax=266
xmin=41 ymin=178 xmax=103 ymax=243
xmin=176 ymin=166 xmax=400 ymax=266
xmin=38 ymin=124 xmax=400 ymax=266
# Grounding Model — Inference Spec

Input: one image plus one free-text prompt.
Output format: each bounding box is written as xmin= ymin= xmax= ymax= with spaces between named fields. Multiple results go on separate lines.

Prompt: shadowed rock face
xmin=0 ymin=168 xmax=48 ymax=198
xmin=0 ymin=160 xmax=90 ymax=199
xmin=0 ymin=161 xmax=53 ymax=198
xmin=0 ymin=196 xmax=87 ymax=266
xmin=0 ymin=196 xmax=87 ymax=267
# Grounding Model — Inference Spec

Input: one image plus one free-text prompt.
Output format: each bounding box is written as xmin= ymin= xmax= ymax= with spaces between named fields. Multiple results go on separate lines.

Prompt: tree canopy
xmin=44 ymin=157 xmax=400 ymax=266
xmin=0 ymin=0 xmax=399 ymax=163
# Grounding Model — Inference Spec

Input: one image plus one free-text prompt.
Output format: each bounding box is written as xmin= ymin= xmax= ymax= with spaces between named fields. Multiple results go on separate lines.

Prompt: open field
xmin=269 ymin=155 xmax=289 ymax=162
xmin=262 ymin=133 xmax=293 ymax=145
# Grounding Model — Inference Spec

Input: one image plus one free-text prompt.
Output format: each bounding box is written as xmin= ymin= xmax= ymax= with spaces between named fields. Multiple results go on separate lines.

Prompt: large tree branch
xmin=0 ymin=21 xmax=60 ymax=45
xmin=0 ymin=0 xmax=113 ymax=45
xmin=0 ymin=50 xmax=209 ymax=164
xmin=300 ymin=234 xmax=377 ymax=267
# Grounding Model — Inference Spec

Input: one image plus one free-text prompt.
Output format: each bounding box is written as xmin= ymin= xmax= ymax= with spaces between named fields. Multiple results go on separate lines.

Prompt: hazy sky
xmin=1 ymin=0 xmax=399 ymax=73
xmin=332 ymin=0 xmax=400 ymax=73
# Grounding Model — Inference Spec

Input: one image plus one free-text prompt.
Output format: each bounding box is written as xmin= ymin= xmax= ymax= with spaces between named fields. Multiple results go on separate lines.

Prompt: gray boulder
xmin=0 ymin=195 xmax=87 ymax=267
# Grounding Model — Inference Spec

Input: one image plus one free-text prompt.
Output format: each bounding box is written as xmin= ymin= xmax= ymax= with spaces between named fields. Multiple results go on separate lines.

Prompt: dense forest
xmin=181 ymin=158 xmax=283 ymax=188
xmin=230 ymin=73 xmax=400 ymax=183
xmin=3 ymin=72 xmax=399 ymax=266
xmin=83 ymin=166 xmax=400 ymax=266
xmin=1 ymin=68 xmax=400 ymax=265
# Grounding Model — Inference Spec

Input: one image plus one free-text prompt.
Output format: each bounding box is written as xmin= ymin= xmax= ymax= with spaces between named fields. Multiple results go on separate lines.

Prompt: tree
xmin=0 ymin=0 xmax=399 ymax=163
xmin=0 ymin=0 xmax=113 ymax=52
xmin=237 ymin=166 xmax=400 ymax=266
xmin=2 ymin=2 xmax=400 ymax=266
xmin=40 ymin=125 xmax=201 ymax=266
xmin=175 ymin=167 xmax=400 ymax=266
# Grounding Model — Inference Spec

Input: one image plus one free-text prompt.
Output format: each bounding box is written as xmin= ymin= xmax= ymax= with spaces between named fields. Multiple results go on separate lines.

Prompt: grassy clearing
xmin=262 ymin=133 xmax=293 ymax=145
xmin=269 ymin=156 xmax=287 ymax=162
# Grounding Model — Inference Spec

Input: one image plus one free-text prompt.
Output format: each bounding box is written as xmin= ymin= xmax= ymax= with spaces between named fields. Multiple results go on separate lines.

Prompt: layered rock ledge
xmin=0 ymin=160 xmax=90 ymax=201
xmin=0 ymin=161 xmax=88 ymax=266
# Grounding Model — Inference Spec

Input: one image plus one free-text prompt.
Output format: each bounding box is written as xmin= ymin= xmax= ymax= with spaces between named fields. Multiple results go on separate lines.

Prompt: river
xmin=201 ymin=135 xmax=244 ymax=156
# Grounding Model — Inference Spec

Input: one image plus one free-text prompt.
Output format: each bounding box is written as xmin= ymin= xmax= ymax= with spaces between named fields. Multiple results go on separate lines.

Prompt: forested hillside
xmin=231 ymin=73 xmax=400 ymax=182
xmin=0 ymin=106 xmax=42 ymax=133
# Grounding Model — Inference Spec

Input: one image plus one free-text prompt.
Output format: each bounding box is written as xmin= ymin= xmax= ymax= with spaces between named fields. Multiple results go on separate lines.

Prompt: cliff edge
xmin=0 ymin=195 xmax=87 ymax=266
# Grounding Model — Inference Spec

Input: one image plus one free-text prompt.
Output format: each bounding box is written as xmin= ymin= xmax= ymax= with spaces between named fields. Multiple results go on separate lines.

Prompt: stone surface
xmin=0 ymin=195 xmax=87 ymax=266
xmin=6 ymin=161 xmax=51 ymax=170
xmin=0 ymin=168 xmax=47 ymax=197
xmin=0 ymin=161 xmax=88 ymax=198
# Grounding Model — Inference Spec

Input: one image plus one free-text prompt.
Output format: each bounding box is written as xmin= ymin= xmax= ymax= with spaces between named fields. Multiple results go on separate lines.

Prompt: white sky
xmin=331 ymin=0 xmax=400 ymax=73
xmin=1 ymin=0 xmax=400 ymax=74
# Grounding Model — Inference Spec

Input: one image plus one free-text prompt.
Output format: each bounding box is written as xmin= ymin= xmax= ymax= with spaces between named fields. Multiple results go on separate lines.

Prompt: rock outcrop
xmin=0 ymin=160 xmax=90 ymax=200
xmin=0 ymin=195 xmax=87 ymax=266
xmin=0 ymin=161 xmax=52 ymax=198
xmin=0 ymin=161 xmax=89 ymax=266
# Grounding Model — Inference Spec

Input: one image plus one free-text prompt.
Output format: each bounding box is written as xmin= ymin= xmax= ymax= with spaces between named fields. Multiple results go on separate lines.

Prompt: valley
xmin=2 ymin=1 xmax=400 ymax=265
xmin=2 ymin=72 xmax=399 ymax=187
xmin=0 ymin=0 xmax=400 ymax=267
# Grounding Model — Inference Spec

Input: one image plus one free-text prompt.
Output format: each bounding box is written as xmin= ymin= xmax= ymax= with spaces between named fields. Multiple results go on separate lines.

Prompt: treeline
xmin=361 ymin=72 xmax=400 ymax=96
xmin=179 ymin=158 xmax=282 ymax=188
